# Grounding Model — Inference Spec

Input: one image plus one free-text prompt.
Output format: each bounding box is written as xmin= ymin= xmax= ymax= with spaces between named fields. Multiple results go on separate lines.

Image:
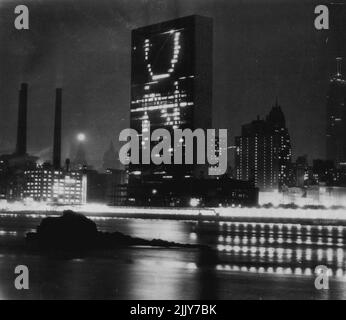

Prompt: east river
xmin=0 ymin=211 xmax=346 ymax=299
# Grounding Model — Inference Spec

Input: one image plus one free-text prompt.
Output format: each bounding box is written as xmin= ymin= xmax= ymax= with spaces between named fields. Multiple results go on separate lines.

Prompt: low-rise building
xmin=24 ymin=166 xmax=87 ymax=205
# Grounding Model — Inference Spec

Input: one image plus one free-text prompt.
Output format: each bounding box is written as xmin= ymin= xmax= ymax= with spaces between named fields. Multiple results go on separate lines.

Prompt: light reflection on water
xmin=195 ymin=221 xmax=346 ymax=280
xmin=0 ymin=230 xmax=18 ymax=236
xmin=0 ymin=213 xmax=346 ymax=299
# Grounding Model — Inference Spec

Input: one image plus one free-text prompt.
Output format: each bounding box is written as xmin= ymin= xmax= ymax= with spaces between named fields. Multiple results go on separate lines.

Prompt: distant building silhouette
xmin=312 ymin=159 xmax=337 ymax=186
xmin=73 ymin=142 xmax=88 ymax=170
xmin=87 ymin=168 xmax=127 ymax=204
xmin=291 ymin=155 xmax=310 ymax=188
xmin=326 ymin=57 xmax=346 ymax=168
xmin=102 ymin=141 xmax=118 ymax=170
xmin=125 ymin=177 xmax=258 ymax=207
xmin=235 ymin=100 xmax=292 ymax=191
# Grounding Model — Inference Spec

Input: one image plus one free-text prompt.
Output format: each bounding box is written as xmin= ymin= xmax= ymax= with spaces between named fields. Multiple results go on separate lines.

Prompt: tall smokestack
xmin=336 ymin=57 xmax=342 ymax=77
xmin=15 ymin=83 xmax=28 ymax=156
xmin=53 ymin=88 xmax=62 ymax=169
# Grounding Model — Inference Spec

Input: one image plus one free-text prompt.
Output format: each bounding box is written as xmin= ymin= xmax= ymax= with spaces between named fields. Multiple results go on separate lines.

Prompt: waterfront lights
xmin=190 ymin=198 xmax=200 ymax=207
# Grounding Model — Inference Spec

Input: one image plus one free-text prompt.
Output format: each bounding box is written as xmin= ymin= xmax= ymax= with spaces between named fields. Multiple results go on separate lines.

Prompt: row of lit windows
xmin=132 ymin=93 xmax=188 ymax=105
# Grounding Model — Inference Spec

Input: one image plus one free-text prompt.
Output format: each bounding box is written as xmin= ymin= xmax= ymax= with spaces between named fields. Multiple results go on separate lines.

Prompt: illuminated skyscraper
xmin=235 ymin=101 xmax=292 ymax=191
xmin=129 ymin=15 xmax=213 ymax=181
xmin=326 ymin=57 xmax=346 ymax=168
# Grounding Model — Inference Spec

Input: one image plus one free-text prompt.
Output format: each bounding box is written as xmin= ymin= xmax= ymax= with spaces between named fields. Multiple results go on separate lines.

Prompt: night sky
xmin=0 ymin=0 xmax=345 ymax=169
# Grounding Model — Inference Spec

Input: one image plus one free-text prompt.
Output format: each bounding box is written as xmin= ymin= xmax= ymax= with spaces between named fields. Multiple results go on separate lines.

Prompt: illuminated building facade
xmin=130 ymin=15 xmax=213 ymax=181
xmin=24 ymin=167 xmax=87 ymax=205
xmin=326 ymin=57 xmax=346 ymax=168
xmin=235 ymin=101 xmax=292 ymax=191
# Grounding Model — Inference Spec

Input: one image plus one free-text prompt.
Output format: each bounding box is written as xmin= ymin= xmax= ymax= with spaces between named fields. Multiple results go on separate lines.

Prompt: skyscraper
xmin=102 ymin=141 xmax=118 ymax=170
xmin=326 ymin=57 xmax=346 ymax=168
xmin=129 ymin=15 xmax=213 ymax=181
xmin=235 ymin=101 xmax=292 ymax=191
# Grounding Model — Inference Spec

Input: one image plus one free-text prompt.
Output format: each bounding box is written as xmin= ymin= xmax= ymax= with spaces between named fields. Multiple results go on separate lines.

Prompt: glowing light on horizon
xmin=1 ymin=201 xmax=346 ymax=224
xmin=77 ymin=133 xmax=86 ymax=142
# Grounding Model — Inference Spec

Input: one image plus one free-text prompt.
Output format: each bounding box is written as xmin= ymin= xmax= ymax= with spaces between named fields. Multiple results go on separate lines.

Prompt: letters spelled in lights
xmin=152 ymin=74 xmax=170 ymax=81
xmin=145 ymin=31 xmax=181 ymax=81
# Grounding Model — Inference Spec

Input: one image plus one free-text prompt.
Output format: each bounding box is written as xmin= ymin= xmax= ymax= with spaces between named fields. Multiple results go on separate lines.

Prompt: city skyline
xmin=1 ymin=0 xmax=345 ymax=169
xmin=2 ymin=2 xmax=346 ymax=302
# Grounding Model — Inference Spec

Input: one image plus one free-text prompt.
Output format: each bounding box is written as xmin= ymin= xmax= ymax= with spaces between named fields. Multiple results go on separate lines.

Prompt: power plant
xmin=0 ymin=84 xmax=87 ymax=204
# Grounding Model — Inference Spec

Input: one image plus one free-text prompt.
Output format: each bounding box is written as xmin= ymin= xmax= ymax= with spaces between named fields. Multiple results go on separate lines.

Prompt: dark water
xmin=0 ymin=212 xmax=346 ymax=299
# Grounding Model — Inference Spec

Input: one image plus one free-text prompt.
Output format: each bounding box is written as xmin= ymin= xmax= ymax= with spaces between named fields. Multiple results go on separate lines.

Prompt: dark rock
xmin=26 ymin=210 xmax=206 ymax=252
xmin=27 ymin=210 xmax=98 ymax=250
